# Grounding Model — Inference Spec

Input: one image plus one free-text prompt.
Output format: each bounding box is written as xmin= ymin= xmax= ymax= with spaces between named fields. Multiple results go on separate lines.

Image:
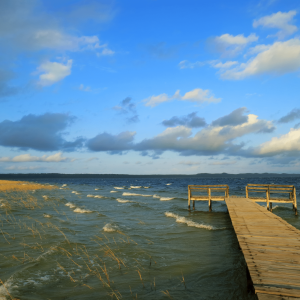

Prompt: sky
xmin=1 ymin=0 xmax=300 ymax=174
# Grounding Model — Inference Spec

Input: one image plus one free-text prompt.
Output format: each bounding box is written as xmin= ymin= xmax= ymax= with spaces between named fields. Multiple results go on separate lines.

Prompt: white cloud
xmin=211 ymin=33 xmax=258 ymax=56
xmin=210 ymin=60 xmax=238 ymax=69
xmin=253 ymin=10 xmax=298 ymax=39
xmin=256 ymin=128 xmax=300 ymax=156
xmin=5 ymin=166 xmax=41 ymax=170
xmin=0 ymin=152 xmax=69 ymax=162
xmin=96 ymin=44 xmax=115 ymax=56
xmin=37 ymin=60 xmax=72 ymax=86
xmin=143 ymin=89 xmax=220 ymax=107
xmin=221 ymin=38 xmax=300 ymax=79
xmin=182 ymin=89 xmax=221 ymax=104
xmin=178 ymin=60 xmax=204 ymax=69
xmin=79 ymin=84 xmax=91 ymax=92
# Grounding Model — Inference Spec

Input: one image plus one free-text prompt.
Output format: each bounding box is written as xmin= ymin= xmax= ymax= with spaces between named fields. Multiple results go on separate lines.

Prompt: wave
xmin=65 ymin=202 xmax=76 ymax=209
xmin=87 ymin=194 xmax=95 ymax=197
xmin=74 ymin=208 xmax=93 ymax=213
xmin=43 ymin=214 xmax=51 ymax=218
xmin=114 ymin=187 xmax=124 ymax=189
xmin=130 ymin=186 xmax=141 ymax=188
xmin=165 ymin=212 xmax=215 ymax=230
xmin=123 ymin=192 xmax=152 ymax=197
xmin=160 ymin=197 xmax=174 ymax=201
xmin=166 ymin=183 xmax=172 ymax=185
xmin=153 ymin=194 xmax=160 ymax=198
xmin=110 ymin=191 xmax=117 ymax=193
xmin=62 ymin=184 xmax=67 ymax=187
xmin=116 ymin=198 xmax=133 ymax=203
xmin=103 ymin=223 xmax=117 ymax=232
xmin=95 ymin=188 xmax=100 ymax=190
xmin=0 ymin=278 xmax=13 ymax=300
xmin=42 ymin=195 xmax=48 ymax=200
xmin=143 ymin=186 xmax=150 ymax=188
xmin=94 ymin=195 xmax=104 ymax=198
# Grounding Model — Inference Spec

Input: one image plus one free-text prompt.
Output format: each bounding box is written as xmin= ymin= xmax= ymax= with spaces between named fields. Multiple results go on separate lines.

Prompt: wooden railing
xmin=246 ymin=184 xmax=297 ymax=215
xmin=188 ymin=185 xmax=229 ymax=211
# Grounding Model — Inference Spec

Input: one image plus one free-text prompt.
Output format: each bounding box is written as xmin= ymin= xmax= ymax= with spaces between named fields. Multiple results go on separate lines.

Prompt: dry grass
xmin=0 ymin=180 xmax=57 ymax=192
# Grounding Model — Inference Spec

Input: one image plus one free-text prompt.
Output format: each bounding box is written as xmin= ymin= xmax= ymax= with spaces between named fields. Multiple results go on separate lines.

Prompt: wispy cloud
xmin=0 ymin=152 xmax=69 ymax=162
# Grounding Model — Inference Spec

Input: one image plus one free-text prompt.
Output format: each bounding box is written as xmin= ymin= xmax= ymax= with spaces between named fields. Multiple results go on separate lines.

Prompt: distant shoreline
xmin=0 ymin=173 xmax=300 ymax=179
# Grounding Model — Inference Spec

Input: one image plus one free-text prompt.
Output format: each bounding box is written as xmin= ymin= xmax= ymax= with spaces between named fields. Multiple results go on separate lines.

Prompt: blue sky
xmin=1 ymin=0 xmax=300 ymax=174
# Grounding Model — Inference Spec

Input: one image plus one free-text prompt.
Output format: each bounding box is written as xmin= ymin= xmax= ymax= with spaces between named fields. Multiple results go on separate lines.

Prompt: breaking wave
xmin=165 ymin=212 xmax=215 ymax=230
xmin=65 ymin=202 xmax=76 ymax=209
xmin=123 ymin=192 xmax=152 ymax=197
xmin=74 ymin=208 xmax=93 ymax=213
xmin=116 ymin=198 xmax=133 ymax=203
xmin=103 ymin=223 xmax=117 ymax=232
xmin=160 ymin=197 xmax=174 ymax=201
xmin=114 ymin=187 xmax=124 ymax=189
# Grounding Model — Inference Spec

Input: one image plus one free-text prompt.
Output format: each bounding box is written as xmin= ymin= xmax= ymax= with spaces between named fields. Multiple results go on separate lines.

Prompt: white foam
xmin=153 ymin=194 xmax=160 ymax=198
xmin=87 ymin=194 xmax=95 ymax=197
xmin=65 ymin=202 xmax=76 ymax=208
xmin=165 ymin=212 xmax=215 ymax=230
xmin=0 ymin=278 xmax=13 ymax=300
xmin=160 ymin=197 xmax=174 ymax=201
xmin=130 ymin=186 xmax=141 ymax=188
xmin=143 ymin=186 xmax=150 ymax=188
xmin=116 ymin=198 xmax=132 ymax=203
xmin=74 ymin=208 xmax=93 ymax=213
xmin=110 ymin=191 xmax=117 ymax=193
xmin=42 ymin=195 xmax=48 ymax=199
xmin=114 ymin=187 xmax=124 ymax=189
xmin=43 ymin=214 xmax=51 ymax=218
xmin=62 ymin=184 xmax=67 ymax=187
xmin=95 ymin=188 xmax=100 ymax=190
xmin=123 ymin=192 xmax=152 ymax=197
xmin=94 ymin=195 xmax=104 ymax=198
xmin=166 ymin=183 xmax=172 ymax=185
xmin=103 ymin=223 xmax=117 ymax=232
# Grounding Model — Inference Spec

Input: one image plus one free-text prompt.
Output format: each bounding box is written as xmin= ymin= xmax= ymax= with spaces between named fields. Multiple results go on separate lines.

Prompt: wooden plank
xmin=225 ymin=196 xmax=300 ymax=298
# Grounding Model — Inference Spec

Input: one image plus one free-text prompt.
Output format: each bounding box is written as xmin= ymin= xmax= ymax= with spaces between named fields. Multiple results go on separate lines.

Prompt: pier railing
xmin=188 ymin=185 xmax=229 ymax=211
xmin=246 ymin=184 xmax=297 ymax=215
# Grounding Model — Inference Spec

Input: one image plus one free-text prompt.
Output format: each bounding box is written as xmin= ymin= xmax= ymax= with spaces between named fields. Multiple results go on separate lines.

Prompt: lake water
xmin=0 ymin=177 xmax=299 ymax=300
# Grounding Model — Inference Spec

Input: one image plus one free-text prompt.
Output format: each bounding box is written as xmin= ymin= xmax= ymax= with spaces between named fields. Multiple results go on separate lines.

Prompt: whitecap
xmin=110 ymin=191 xmax=117 ymax=193
xmin=103 ymin=223 xmax=117 ymax=232
xmin=43 ymin=214 xmax=51 ymax=218
xmin=94 ymin=195 xmax=104 ymax=198
xmin=74 ymin=208 xmax=93 ymax=213
xmin=130 ymin=186 xmax=142 ymax=188
xmin=123 ymin=192 xmax=152 ymax=197
xmin=87 ymin=194 xmax=95 ymax=197
xmin=65 ymin=202 xmax=76 ymax=208
xmin=165 ymin=212 xmax=215 ymax=230
xmin=143 ymin=186 xmax=150 ymax=188
xmin=166 ymin=183 xmax=172 ymax=185
xmin=95 ymin=188 xmax=100 ymax=190
xmin=62 ymin=184 xmax=67 ymax=187
xmin=42 ymin=195 xmax=48 ymax=200
xmin=114 ymin=187 xmax=124 ymax=189
xmin=153 ymin=194 xmax=160 ymax=198
xmin=116 ymin=198 xmax=132 ymax=203
xmin=160 ymin=197 xmax=174 ymax=201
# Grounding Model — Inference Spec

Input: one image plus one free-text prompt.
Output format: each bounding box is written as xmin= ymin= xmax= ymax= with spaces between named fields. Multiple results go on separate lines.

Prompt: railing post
xmin=227 ymin=186 xmax=229 ymax=198
xmin=208 ymin=188 xmax=211 ymax=212
xmin=267 ymin=186 xmax=270 ymax=211
xmin=188 ymin=186 xmax=191 ymax=210
xmin=294 ymin=186 xmax=297 ymax=216
xmin=245 ymin=185 xmax=248 ymax=198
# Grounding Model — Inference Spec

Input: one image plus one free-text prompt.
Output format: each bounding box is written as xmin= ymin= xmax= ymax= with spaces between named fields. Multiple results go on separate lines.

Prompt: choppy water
xmin=0 ymin=177 xmax=299 ymax=300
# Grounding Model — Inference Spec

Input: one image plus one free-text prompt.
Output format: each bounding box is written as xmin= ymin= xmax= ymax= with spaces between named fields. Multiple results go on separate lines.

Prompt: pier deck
xmin=225 ymin=197 xmax=300 ymax=299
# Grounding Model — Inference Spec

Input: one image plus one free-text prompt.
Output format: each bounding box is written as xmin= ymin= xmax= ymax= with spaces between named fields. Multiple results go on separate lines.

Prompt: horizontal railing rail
xmin=246 ymin=184 xmax=297 ymax=215
xmin=188 ymin=185 xmax=229 ymax=211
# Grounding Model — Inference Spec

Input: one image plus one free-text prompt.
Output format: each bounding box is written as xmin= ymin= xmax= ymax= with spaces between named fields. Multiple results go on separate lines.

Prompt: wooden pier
xmin=188 ymin=184 xmax=300 ymax=299
xmin=226 ymin=197 xmax=300 ymax=299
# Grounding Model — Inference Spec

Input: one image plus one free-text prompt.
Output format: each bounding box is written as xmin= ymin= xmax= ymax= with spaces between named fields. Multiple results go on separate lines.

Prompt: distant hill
xmin=0 ymin=173 xmax=299 ymax=179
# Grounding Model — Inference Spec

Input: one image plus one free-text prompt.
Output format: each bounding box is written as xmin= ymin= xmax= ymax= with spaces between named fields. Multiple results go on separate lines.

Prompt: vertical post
xmin=245 ymin=185 xmax=248 ymax=198
xmin=208 ymin=188 xmax=211 ymax=212
xmin=227 ymin=186 xmax=229 ymax=198
xmin=193 ymin=200 xmax=195 ymax=210
xmin=266 ymin=186 xmax=270 ymax=211
xmin=293 ymin=186 xmax=297 ymax=216
xmin=188 ymin=186 xmax=191 ymax=210
xmin=270 ymin=202 xmax=272 ymax=212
